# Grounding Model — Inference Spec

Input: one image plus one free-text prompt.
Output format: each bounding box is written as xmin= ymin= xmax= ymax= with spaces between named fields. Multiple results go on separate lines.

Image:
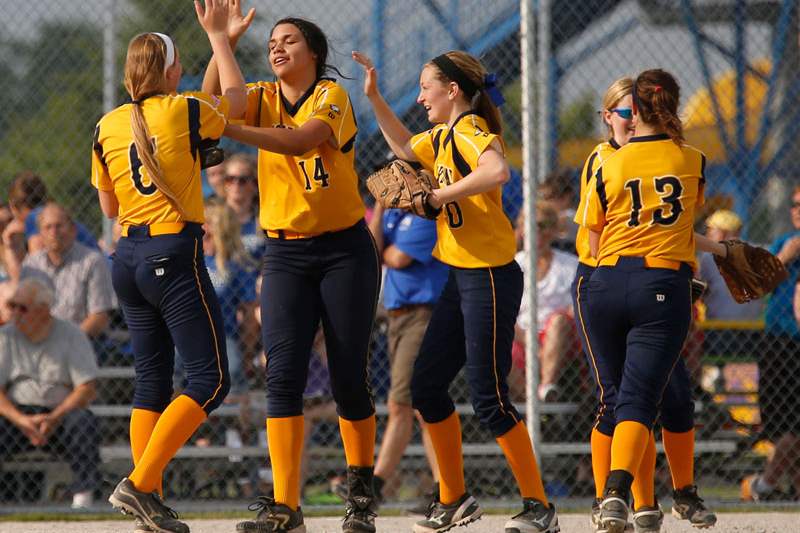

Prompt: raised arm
xmin=195 ymin=0 xmax=248 ymax=118
xmin=201 ymin=0 xmax=255 ymax=108
xmin=352 ymin=51 xmax=417 ymax=161
xmin=428 ymin=140 xmax=509 ymax=209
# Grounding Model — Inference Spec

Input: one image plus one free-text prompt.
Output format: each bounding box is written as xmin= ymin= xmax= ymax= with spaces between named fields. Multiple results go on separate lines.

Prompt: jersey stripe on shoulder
xmin=595 ymin=166 xmax=608 ymax=213
xmin=187 ymin=98 xmax=201 ymax=162
xmin=170 ymin=93 xmax=227 ymax=121
xmin=584 ymin=152 xmax=598 ymax=184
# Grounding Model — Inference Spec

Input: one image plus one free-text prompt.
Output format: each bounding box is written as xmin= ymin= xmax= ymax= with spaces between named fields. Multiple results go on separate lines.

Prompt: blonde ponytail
xmin=124 ymin=33 xmax=186 ymax=219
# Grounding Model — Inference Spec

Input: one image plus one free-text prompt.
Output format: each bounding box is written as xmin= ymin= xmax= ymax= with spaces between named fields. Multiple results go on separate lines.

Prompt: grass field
xmin=2 ymin=512 xmax=799 ymax=533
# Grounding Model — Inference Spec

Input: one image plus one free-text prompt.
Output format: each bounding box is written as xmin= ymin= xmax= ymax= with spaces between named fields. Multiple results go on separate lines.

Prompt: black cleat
xmin=632 ymin=504 xmax=663 ymax=533
xmin=600 ymin=488 xmax=631 ymax=533
xmin=672 ymin=485 xmax=717 ymax=528
xmin=108 ymin=478 xmax=189 ymax=533
xmin=413 ymin=492 xmax=482 ymax=533
xmin=341 ymin=466 xmax=377 ymax=533
xmin=235 ymin=496 xmax=306 ymax=533
xmin=134 ymin=516 xmax=154 ymax=533
xmin=504 ymin=498 xmax=559 ymax=532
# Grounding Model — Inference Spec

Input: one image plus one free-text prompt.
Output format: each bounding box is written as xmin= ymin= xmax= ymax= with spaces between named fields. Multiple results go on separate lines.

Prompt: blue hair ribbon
xmin=483 ymin=73 xmax=505 ymax=107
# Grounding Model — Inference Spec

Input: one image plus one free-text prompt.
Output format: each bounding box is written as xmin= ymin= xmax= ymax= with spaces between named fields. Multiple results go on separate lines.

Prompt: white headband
xmin=152 ymin=32 xmax=176 ymax=75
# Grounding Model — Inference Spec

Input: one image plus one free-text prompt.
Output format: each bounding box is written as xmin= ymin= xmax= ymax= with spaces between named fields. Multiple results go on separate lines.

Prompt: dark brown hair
xmin=272 ymin=18 xmax=346 ymax=80
xmin=633 ymin=69 xmax=683 ymax=145
xmin=8 ymin=171 xmax=48 ymax=211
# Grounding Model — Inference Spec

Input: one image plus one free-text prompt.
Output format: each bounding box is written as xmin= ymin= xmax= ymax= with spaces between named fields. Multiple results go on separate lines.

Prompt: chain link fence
xmin=0 ymin=0 xmax=798 ymax=516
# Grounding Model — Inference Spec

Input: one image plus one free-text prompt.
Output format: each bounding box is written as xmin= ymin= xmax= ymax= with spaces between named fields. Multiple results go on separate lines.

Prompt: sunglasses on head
xmin=609 ymin=107 xmax=633 ymax=120
xmin=225 ymin=175 xmax=255 ymax=184
xmin=7 ymin=301 xmax=29 ymax=313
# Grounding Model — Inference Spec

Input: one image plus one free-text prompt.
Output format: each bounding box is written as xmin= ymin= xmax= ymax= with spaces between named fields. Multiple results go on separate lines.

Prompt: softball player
xmin=96 ymin=2 xmax=246 ymax=533
xmin=575 ymin=78 xmax=716 ymax=530
xmin=577 ymin=69 xmax=705 ymax=533
xmin=205 ymin=11 xmax=380 ymax=533
xmin=353 ymin=50 xmax=559 ymax=533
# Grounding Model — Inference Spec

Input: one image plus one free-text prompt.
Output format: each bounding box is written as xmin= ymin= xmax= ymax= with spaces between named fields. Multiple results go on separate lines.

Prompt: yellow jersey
xmin=244 ymin=79 xmax=364 ymax=234
xmin=577 ymin=133 xmax=706 ymax=270
xmin=410 ymin=112 xmax=515 ymax=268
xmin=575 ymin=139 xmax=620 ymax=265
xmin=91 ymin=92 xmax=229 ymax=226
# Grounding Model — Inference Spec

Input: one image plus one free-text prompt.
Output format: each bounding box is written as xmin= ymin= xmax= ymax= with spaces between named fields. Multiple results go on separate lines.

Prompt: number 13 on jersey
xmin=624 ymin=175 xmax=683 ymax=227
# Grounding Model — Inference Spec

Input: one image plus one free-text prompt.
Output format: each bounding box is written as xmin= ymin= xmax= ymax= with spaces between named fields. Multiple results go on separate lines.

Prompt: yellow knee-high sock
xmin=128 ymin=395 xmax=207 ymax=493
xmin=591 ymin=429 xmax=613 ymax=500
xmin=130 ymin=408 xmax=162 ymax=497
xmin=610 ymin=421 xmax=650 ymax=475
xmin=496 ymin=422 xmax=548 ymax=505
xmin=663 ymin=428 xmax=695 ymax=490
xmin=631 ymin=431 xmax=656 ymax=509
xmin=425 ymin=412 xmax=465 ymax=505
xmin=267 ymin=416 xmax=304 ymax=510
xmin=338 ymin=415 xmax=376 ymax=467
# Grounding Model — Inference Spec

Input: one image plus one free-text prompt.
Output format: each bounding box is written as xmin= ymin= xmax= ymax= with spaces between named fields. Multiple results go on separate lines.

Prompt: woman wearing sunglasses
xmin=574 ymin=77 xmax=717 ymax=532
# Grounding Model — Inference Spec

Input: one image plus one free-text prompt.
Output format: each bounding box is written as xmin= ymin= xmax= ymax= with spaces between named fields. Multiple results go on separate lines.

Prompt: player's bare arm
xmin=352 ymin=51 xmax=417 ymax=161
xmin=201 ymin=0 xmax=255 ymax=99
xmin=195 ymin=0 xmax=248 ymax=118
xmin=223 ymin=118 xmax=333 ymax=157
xmin=429 ymin=140 xmax=509 ymax=209
xmin=97 ymin=189 xmax=119 ymax=218
xmin=695 ymin=233 xmax=727 ymax=258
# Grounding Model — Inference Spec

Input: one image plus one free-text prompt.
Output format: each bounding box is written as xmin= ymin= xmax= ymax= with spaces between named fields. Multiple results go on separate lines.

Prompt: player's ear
xmin=447 ymin=81 xmax=459 ymax=101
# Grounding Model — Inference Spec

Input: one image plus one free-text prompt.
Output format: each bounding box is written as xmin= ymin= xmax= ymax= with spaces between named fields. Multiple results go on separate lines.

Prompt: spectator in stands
xmin=513 ymin=202 xmax=579 ymax=402
xmin=741 ymin=186 xmax=800 ymax=501
xmin=205 ymin=161 xmax=227 ymax=201
xmin=366 ymin=201 xmax=448 ymax=510
xmin=223 ymin=153 xmax=265 ymax=262
xmin=7 ymin=171 xmax=97 ymax=253
xmin=698 ymin=209 xmax=763 ymax=320
xmin=0 ymin=277 xmax=101 ymax=508
xmin=539 ymin=169 xmax=578 ymax=251
xmin=202 ymin=201 xmax=259 ymax=429
xmin=15 ymin=203 xmax=115 ymax=340
xmin=0 ymin=205 xmax=23 ymax=323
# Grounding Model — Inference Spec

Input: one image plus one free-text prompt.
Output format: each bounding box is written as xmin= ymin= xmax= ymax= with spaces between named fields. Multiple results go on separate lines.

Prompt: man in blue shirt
xmin=367 ymin=202 xmax=449 ymax=510
xmin=741 ymin=186 xmax=800 ymax=502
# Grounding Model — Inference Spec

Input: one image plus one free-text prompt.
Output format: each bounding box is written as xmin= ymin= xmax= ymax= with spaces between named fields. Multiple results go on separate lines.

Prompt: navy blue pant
xmin=573 ymin=262 xmax=695 ymax=435
xmin=411 ymin=261 xmax=523 ymax=437
xmin=0 ymin=406 xmax=101 ymax=493
xmin=261 ymin=220 xmax=380 ymax=420
xmin=112 ymin=223 xmax=230 ymax=415
xmin=579 ymin=257 xmax=692 ymax=429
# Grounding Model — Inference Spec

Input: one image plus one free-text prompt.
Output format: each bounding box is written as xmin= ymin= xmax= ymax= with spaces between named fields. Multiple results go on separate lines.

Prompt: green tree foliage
xmin=0 ymin=2 xmax=268 ymax=236
xmin=502 ymin=81 xmax=597 ymax=148
xmin=0 ymin=22 xmax=103 ymax=231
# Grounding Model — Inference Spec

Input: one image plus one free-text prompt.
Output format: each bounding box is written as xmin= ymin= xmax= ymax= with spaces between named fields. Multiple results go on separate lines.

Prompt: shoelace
xmin=343 ymin=506 xmax=377 ymax=522
xmin=678 ymin=487 xmax=705 ymax=506
xmin=150 ymin=493 xmax=180 ymax=520
xmin=511 ymin=500 xmax=542 ymax=519
xmin=247 ymin=495 xmax=280 ymax=516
